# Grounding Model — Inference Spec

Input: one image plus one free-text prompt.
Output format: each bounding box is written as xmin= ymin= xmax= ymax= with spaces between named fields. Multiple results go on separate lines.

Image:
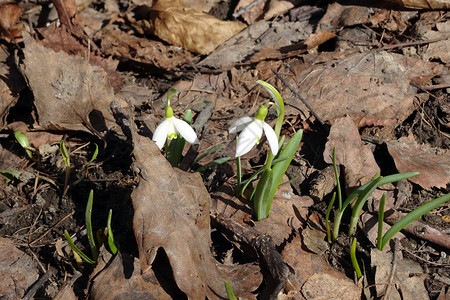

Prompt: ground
xmin=0 ymin=0 xmax=449 ymax=299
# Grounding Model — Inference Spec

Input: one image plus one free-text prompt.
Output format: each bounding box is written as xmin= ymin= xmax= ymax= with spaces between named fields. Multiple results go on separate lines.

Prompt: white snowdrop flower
xmin=229 ymin=105 xmax=278 ymax=157
xmin=152 ymin=105 xmax=198 ymax=149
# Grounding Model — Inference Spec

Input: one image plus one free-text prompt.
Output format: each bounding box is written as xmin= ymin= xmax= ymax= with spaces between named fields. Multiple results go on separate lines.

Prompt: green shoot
xmin=332 ymin=147 xmax=342 ymax=211
xmin=59 ymin=140 xmax=71 ymax=195
xmin=73 ymin=143 xmax=98 ymax=185
xmin=193 ymin=157 xmax=230 ymax=173
xmin=350 ymin=237 xmax=362 ymax=279
xmin=377 ymin=193 xmax=386 ymax=250
xmin=107 ymin=209 xmax=118 ymax=255
xmin=85 ymin=190 xmax=98 ymax=262
xmin=14 ymin=130 xmax=38 ymax=160
xmin=64 ymin=230 xmax=96 ymax=265
xmin=224 ymin=281 xmax=237 ymax=300
xmin=325 ymin=192 xmax=336 ymax=243
xmin=379 ymin=193 xmax=450 ymax=250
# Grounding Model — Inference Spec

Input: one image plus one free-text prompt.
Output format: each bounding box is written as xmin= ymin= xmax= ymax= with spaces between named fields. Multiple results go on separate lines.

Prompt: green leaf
xmin=64 ymin=230 xmax=96 ymax=265
xmin=107 ymin=209 xmax=118 ymax=255
xmin=326 ymin=192 xmax=336 ymax=243
xmin=253 ymin=168 xmax=274 ymax=220
xmin=88 ymin=143 xmax=99 ymax=163
xmin=14 ymin=130 xmax=33 ymax=159
xmin=85 ymin=190 xmax=98 ymax=262
xmin=193 ymin=157 xmax=230 ymax=173
xmin=265 ymin=129 xmax=303 ymax=215
xmin=59 ymin=140 xmax=70 ymax=167
xmin=224 ymin=281 xmax=237 ymax=300
xmin=194 ymin=144 xmax=224 ymax=165
xmin=166 ymin=110 xmax=192 ymax=167
xmin=350 ymin=237 xmax=362 ymax=279
xmin=380 ymin=193 xmax=450 ymax=250
xmin=332 ymin=147 xmax=342 ymax=211
xmin=377 ymin=193 xmax=386 ymax=250
xmin=0 ymin=169 xmax=22 ymax=183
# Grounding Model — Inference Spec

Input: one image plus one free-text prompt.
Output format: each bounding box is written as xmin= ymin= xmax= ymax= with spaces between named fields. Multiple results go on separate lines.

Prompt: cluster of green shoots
xmin=64 ymin=190 xmax=118 ymax=265
xmin=326 ymin=147 xmax=450 ymax=279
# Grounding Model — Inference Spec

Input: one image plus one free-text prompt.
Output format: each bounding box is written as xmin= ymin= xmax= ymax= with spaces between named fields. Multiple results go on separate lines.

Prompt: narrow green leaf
xmin=348 ymin=177 xmax=382 ymax=236
xmin=265 ymin=130 xmax=303 ymax=215
xmin=64 ymin=230 xmax=96 ymax=265
xmin=194 ymin=157 xmax=230 ymax=173
xmin=254 ymin=168 xmax=274 ymax=220
xmin=350 ymin=237 xmax=362 ymax=279
xmin=377 ymin=193 xmax=386 ymax=250
xmin=107 ymin=209 xmax=118 ymax=255
xmin=326 ymin=192 xmax=336 ymax=243
xmin=194 ymin=144 xmax=224 ymax=165
xmin=59 ymin=140 xmax=70 ymax=167
xmin=224 ymin=281 xmax=237 ymax=300
xmin=332 ymin=147 xmax=342 ymax=211
xmin=88 ymin=143 xmax=99 ymax=163
xmin=380 ymin=193 xmax=450 ymax=250
xmin=85 ymin=190 xmax=98 ymax=262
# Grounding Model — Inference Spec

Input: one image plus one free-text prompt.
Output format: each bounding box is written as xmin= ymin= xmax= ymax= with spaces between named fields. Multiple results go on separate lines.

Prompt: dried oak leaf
xmin=147 ymin=0 xmax=246 ymax=55
xmin=387 ymin=136 xmax=450 ymax=189
xmin=20 ymin=33 xmax=117 ymax=133
xmin=324 ymin=116 xmax=381 ymax=190
xmin=131 ymin=130 xmax=261 ymax=299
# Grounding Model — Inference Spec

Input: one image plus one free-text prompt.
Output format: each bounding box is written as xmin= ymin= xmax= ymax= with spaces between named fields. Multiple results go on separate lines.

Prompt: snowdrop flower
xmin=229 ymin=104 xmax=278 ymax=157
xmin=152 ymin=104 xmax=198 ymax=149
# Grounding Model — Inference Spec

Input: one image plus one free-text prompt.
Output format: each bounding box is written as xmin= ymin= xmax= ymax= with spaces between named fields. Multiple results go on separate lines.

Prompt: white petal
xmin=262 ymin=122 xmax=279 ymax=156
xmin=229 ymin=117 xmax=253 ymax=134
xmin=235 ymin=120 xmax=263 ymax=157
xmin=173 ymin=118 xmax=199 ymax=144
xmin=152 ymin=119 xmax=170 ymax=149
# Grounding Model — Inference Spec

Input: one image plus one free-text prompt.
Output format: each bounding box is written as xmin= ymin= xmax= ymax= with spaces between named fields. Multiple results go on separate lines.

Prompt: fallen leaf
xmin=20 ymin=33 xmax=118 ymax=134
xmin=387 ymin=136 xmax=450 ymax=189
xmin=385 ymin=0 xmax=450 ymax=9
xmin=147 ymin=0 xmax=246 ymax=55
xmin=0 ymin=4 xmax=23 ymax=42
xmin=422 ymin=20 xmax=450 ymax=64
xmin=282 ymin=51 xmax=443 ymax=136
xmin=371 ymin=248 xmax=429 ymax=299
xmin=324 ymin=116 xmax=381 ymax=190
xmin=0 ymin=237 xmax=40 ymax=298
xmin=282 ymin=234 xmax=361 ymax=299
xmin=130 ymin=128 xmax=261 ymax=299
xmin=361 ymin=211 xmax=405 ymax=251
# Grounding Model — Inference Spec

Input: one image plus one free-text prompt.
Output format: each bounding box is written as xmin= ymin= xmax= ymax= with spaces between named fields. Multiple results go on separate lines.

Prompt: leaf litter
xmin=0 ymin=0 xmax=448 ymax=299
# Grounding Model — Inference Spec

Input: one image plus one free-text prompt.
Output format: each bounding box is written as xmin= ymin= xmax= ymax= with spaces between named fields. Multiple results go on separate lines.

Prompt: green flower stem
xmin=236 ymin=155 xmax=242 ymax=194
xmin=326 ymin=192 xmax=336 ymax=243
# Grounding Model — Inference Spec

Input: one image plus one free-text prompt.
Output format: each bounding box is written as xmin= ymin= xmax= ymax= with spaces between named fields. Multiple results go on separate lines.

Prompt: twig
xmin=29 ymin=211 xmax=75 ymax=246
xmin=272 ymin=70 xmax=327 ymax=129
xmin=232 ymin=0 xmax=265 ymax=19
xmin=211 ymin=212 xmax=291 ymax=299
xmin=22 ymin=267 xmax=56 ymax=300
xmin=377 ymin=36 xmax=449 ymax=51
xmin=383 ymin=239 xmax=399 ymax=299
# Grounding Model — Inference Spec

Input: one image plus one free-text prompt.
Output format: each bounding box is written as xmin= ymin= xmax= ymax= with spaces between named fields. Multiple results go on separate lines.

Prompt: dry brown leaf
xmin=387 ymin=136 xmax=450 ymax=190
xmin=385 ymin=0 xmax=450 ymax=9
xmin=90 ymin=249 xmax=172 ymax=299
xmin=0 ymin=237 xmax=40 ymax=298
xmin=283 ymin=51 xmax=443 ymax=136
xmin=282 ymin=234 xmax=361 ymax=299
xmin=130 ymin=129 xmax=261 ymax=298
xmin=148 ymin=0 xmax=246 ymax=55
xmin=324 ymin=116 xmax=380 ymax=190
xmin=422 ymin=20 xmax=450 ymax=64
xmin=0 ymin=4 xmax=23 ymax=42
xmin=20 ymin=33 xmax=118 ymax=134
xmin=371 ymin=248 xmax=429 ymax=299
xmin=100 ymin=26 xmax=194 ymax=70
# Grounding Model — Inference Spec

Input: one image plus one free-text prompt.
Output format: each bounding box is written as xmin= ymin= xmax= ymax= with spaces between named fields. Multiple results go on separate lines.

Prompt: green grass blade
xmin=224 ymin=281 xmax=237 ymax=300
xmin=107 ymin=209 xmax=118 ymax=255
xmin=326 ymin=192 xmax=336 ymax=243
xmin=85 ymin=190 xmax=98 ymax=262
xmin=350 ymin=237 xmax=362 ymax=279
xmin=88 ymin=143 xmax=99 ymax=163
xmin=64 ymin=230 xmax=96 ymax=265
xmin=380 ymin=193 xmax=450 ymax=250
xmin=194 ymin=144 xmax=224 ymax=164
xmin=194 ymin=157 xmax=230 ymax=173
xmin=377 ymin=193 xmax=386 ymax=250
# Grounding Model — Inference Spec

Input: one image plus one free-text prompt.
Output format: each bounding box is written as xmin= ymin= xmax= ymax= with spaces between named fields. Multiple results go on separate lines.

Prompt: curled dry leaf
xmin=20 ymin=33 xmax=118 ymax=133
xmin=386 ymin=0 xmax=450 ymax=9
xmin=147 ymin=0 xmax=246 ymax=55
xmin=387 ymin=136 xmax=450 ymax=189
xmin=324 ymin=116 xmax=380 ymax=190
xmin=130 ymin=128 xmax=261 ymax=299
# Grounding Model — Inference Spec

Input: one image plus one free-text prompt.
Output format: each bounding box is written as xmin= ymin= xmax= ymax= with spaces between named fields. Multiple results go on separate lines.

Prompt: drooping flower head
xmin=152 ymin=90 xmax=198 ymax=149
xmin=229 ymin=104 xmax=278 ymax=157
